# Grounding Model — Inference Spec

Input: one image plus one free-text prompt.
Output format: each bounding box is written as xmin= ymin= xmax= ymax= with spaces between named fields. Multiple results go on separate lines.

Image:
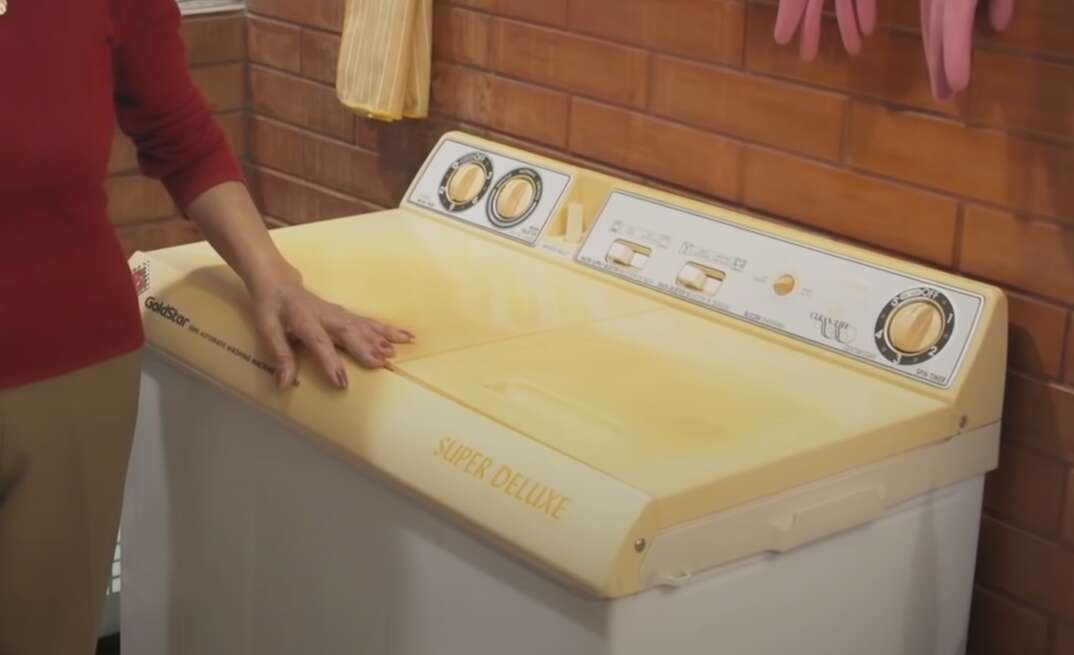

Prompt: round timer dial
xmin=487 ymin=168 xmax=543 ymax=228
xmin=874 ymin=287 xmax=955 ymax=366
xmin=439 ymin=153 xmax=493 ymax=212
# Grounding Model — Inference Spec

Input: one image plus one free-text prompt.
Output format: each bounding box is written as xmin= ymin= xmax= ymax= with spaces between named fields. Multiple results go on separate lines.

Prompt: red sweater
xmin=0 ymin=0 xmax=243 ymax=389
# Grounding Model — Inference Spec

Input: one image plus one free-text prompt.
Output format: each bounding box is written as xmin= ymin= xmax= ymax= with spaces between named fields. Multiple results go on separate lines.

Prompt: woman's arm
xmin=110 ymin=0 xmax=410 ymax=390
xmin=186 ymin=182 xmax=413 ymax=391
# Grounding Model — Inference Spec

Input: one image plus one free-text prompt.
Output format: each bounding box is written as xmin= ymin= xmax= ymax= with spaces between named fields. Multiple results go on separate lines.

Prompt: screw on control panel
xmin=634 ymin=538 xmax=647 ymax=553
xmin=959 ymin=415 xmax=968 ymax=430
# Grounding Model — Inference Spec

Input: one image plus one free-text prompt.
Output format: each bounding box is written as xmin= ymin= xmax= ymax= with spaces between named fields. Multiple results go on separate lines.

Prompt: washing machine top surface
xmin=130 ymin=132 xmax=1006 ymax=598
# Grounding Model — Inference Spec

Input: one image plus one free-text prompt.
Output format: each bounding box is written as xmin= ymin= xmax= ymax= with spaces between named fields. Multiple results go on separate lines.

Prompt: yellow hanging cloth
xmin=336 ymin=0 xmax=432 ymax=122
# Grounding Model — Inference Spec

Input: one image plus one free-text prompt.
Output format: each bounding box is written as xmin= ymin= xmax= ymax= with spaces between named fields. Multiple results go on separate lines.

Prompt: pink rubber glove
xmin=775 ymin=0 xmax=877 ymax=61
xmin=921 ymin=0 xmax=1016 ymax=101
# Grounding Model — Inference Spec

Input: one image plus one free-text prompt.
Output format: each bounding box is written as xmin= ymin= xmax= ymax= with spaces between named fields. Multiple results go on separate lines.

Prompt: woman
xmin=0 ymin=0 xmax=412 ymax=652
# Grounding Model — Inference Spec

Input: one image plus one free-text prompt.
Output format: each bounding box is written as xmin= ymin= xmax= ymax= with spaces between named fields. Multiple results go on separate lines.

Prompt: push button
xmin=676 ymin=262 xmax=724 ymax=295
xmin=606 ymin=240 xmax=651 ymax=269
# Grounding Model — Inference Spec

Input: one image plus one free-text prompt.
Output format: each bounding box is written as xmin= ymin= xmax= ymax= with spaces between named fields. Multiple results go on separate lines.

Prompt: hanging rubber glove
xmin=775 ymin=0 xmax=877 ymax=61
xmin=921 ymin=0 xmax=1016 ymax=101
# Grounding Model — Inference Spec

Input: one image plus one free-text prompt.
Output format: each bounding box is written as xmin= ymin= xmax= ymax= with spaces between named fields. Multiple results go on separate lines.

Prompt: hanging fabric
xmin=336 ymin=0 xmax=432 ymax=122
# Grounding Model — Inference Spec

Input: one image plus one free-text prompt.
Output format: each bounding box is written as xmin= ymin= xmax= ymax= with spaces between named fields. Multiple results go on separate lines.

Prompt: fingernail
xmin=403 ymin=331 xmax=415 ymax=341
xmin=336 ymin=368 xmax=349 ymax=389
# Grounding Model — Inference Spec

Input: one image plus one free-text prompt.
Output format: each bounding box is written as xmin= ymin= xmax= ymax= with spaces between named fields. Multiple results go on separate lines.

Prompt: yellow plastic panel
xmin=150 ymin=210 xmax=661 ymax=361
xmin=398 ymin=309 xmax=955 ymax=528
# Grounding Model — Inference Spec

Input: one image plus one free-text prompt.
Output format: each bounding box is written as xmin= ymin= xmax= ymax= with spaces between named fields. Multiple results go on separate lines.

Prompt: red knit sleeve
xmin=111 ymin=0 xmax=245 ymax=211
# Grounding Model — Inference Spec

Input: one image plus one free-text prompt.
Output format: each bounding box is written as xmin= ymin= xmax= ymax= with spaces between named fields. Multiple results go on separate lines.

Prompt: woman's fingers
xmin=255 ymin=310 xmax=298 ymax=390
xmin=291 ymin=312 xmax=348 ymax=389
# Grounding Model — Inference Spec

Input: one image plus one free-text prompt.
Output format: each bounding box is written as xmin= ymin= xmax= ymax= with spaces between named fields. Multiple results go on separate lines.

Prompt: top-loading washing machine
xmin=121 ymin=132 xmax=1006 ymax=655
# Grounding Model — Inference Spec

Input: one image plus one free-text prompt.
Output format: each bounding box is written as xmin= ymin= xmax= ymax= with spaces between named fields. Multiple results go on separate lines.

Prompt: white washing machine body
xmin=121 ymin=133 xmax=1006 ymax=655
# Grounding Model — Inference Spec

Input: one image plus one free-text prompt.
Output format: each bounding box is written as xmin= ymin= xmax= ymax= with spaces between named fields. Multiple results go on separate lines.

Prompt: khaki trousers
xmin=0 ymin=350 xmax=142 ymax=655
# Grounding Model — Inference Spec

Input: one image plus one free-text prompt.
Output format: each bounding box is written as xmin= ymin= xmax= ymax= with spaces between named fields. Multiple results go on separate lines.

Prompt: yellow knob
xmin=773 ymin=274 xmax=797 ymax=296
xmin=496 ymin=177 xmax=537 ymax=220
xmin=447 ymin=163 xmax=486 ymax=205
xmin=887 ymin=301 xmax=944 ymax=355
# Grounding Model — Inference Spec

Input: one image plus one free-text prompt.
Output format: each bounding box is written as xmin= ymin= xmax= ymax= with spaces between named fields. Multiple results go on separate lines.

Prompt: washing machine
xmin=121 ymin=132 xmax=1006 ymax=655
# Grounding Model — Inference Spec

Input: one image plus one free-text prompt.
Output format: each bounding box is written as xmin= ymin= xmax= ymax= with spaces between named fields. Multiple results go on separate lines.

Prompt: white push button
xmin=607 ymin=242 xmax=635 ymax=266
xmin=677 ymin=262 xmax=724 ymax=295
xmin=606 ymin=240 xmax=651 ymax=269
xmin=677 ymin=264 xmax=707 ymax=291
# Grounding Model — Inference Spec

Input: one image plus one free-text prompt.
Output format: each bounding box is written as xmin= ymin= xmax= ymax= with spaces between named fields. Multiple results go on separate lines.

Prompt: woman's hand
xmin=247 ymin=264 xmax=413 ymax=390
xmin=184 ymin=181 xmax=414 ymax=391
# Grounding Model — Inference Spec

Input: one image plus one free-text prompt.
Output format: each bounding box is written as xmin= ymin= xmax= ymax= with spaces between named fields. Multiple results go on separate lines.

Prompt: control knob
xmin=439 ymin=153 xmax=493 ymax=212
xmin=488 ymin=168 xmax=543 ymax=228
xmin=874 ymin=287 xmax=955 ymax=365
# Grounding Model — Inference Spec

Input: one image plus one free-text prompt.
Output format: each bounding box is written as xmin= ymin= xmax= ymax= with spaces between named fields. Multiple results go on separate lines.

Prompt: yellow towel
xmin=336 ymin=0 xmax=432 ymax=122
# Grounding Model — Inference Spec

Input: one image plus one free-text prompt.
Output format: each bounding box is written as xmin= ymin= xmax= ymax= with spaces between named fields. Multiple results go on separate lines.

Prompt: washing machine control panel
xmin=407 ymin=139 xmax=572 ymax=245
xmin=577 ymin=192 xmax=984 ymax=388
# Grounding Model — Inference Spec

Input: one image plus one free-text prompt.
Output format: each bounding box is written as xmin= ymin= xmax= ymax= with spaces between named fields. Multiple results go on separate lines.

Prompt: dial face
xmin=874 ymin=287 xmax=956 ymax=366
xmin=439 ymin=153 xmax=493 ymax=212
xmin=487 ymin=168 xmax=543 ymax=228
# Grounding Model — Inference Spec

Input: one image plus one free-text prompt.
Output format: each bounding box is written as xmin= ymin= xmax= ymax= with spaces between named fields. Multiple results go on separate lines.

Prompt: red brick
xmin=247 ymin=16 xmax=301 ymax=73
xmin=449 ymin=0 xmax=568 ymax=26
xmin=746 ymin=3 xmax=956 ymax=116
xmin=250 ymin=117 xmax=411 ymax=207
xmin=967 ymin=588 xmax=1050 ymax=655
xmin=873 ymin=0 xmax=919 ymax=30
xmin=300 ymin=29 xmax=341 ymax=85
xmin=976 ymin=518 xmax=1074 ymax=622
xmin=431 ymin=64 xmax=568 ymax=149
xmin=848 ymin=103 xmax=1074 ymax=222
xmin=743 ymin=147 xmax=957 ymax=265
xmin=977 ymin=0 xmax=1074 ymax=61
xmin=430 ymin=63 xmax=492 ymax=126
xmin=182 ymin=15 xmax=245 ymax=66
xmin=251 ymin=66 xmax=353 ymax=141
xmin=491 ymin=20 xmax=649 ymax=109
xmin=216 ymin=111 xmax=247 ymax=159
xmin=1003 ymin=372 xmax=1074 ymax=464
xmin=1064 ymin=469 xmax=1074 ymax=545
xmin=968 ymin=51 xmax=1074 ymax=142
xmin=568 ymin=0 xmax=744 ymax=67
xmin=487 ymin=77 xmax=568 ymax=149
xmin=961 ymin=206 xmax=1074 ymax=305
xmin=115 ymin=218 xmax=202 ymax=256
xmin=652 ymin=55 xmax=846 ymax=161
xmin=433 ymin=5 xmax=489 ymax=67
xmin=984 ymin=444 xmax=1066 ymax=536
xmin=1007 ymin=293 xmax=1068 ymax=379
xmin=1055 ymin=621 xmax=1074 ymax=655
xmin=246 ymin=0 xmax=343 ymax=31
xmin=364 ymin=116 xmax=486 ymax=173
xmin=251 ymin=166 xmax=380 ymax=224
xmin=106 ymin=175 xmax=175 ymax=225
xmin=1066 ymin=321 xmax=1074 ymax=386
xmin=191 ymin=63 xmax=247 ymax=112
xmin=569 ymin=99 xmax=741 ymax=201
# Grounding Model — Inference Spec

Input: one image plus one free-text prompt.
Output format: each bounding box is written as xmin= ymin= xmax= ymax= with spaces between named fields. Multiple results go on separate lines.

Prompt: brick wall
xmin=147 ymin=1 xmax=1074 ymax=651
xmin=108 ymin=12 xmax=247 ymax=254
